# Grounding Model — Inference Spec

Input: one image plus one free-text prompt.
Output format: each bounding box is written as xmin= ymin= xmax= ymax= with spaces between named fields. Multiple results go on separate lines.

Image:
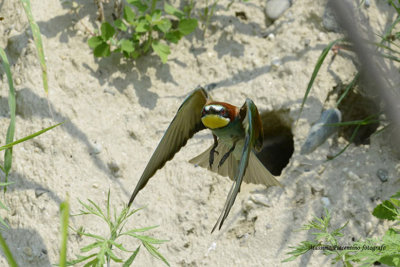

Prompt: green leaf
xmin=88 ymin=36 xmax=104 ymax=49
xmin=373 ymin=200 xmax=397 ymax=220
xmin=391 ymin=191 xmax=400 ymax=199
xmin=297 ymin=38 xmax=344 ymax=121
xmin=0 ymin=233 xmax=17 ymax=267
xmin=114 ymin=19 xmax=128 ymax=31
xmin=178 ymin=18 xmax=198 ymax=35
xmin=379 ymin=255 xmax=400 ymax=267
xmin=164 ymin=3 xmax=184 ymax=19
xmin=123 ymin=225 xmax=159 ymax=234
xmin=83 ymin=257 xmax=99 ymax=267
xmin=123 ymin=246 xmax=140 ymax=267
xmin=20 ymin=0 xmax=48 ymax=93
xmin=0 ymin=48 xmax=16 ymax=187
xmin=123 ymin=6 xmax=136 ymax=24
xmin=282 ymin=241 xmax=315 ymax=262
xmin=165 ymin=30 xmax=182 ymax=44
xmin=101 ymin=22 xmax=115 ymax=41
xmin=0 ymin=122 xmax=63 ymax=152
xmin=59 ymin=199 xmax=70 ymax=267
xmin=151 ymin=10 xmax=162 ymax=22
xmin=93 ymin=42 xmax=111 ymax=57
xmin=120 ymin=39 xmax=135 ymax=53
xmin=151 ymin=41 xmax=170 ymax=63
xmin=65 ymin=254 xmax=97 ymax=266
xmin=390 ymin=198 xmax=400 ymax=207
xmin=143 ymin=241 xmax=170 ymax=266
xmin=80 ymin=241 xmax=104 ymax=253
xmin=155 ymin=19 xmax=172 ymax=33
xmin=128 ymin=233 xmax=168 ymax=244
xmin=127 ymin=0 xmax=148 ymax=13
xmin=136 ymin=19 xmax=150 ymax=33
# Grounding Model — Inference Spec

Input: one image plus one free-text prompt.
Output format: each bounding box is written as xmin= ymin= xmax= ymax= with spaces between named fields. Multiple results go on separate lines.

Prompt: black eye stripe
xmin=203 ymin=105 xmax=229 ymax=117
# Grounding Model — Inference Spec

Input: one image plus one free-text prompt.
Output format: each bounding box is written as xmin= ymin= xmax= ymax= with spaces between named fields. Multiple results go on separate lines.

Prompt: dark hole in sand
xmin=256 ymin=110 xmax=294 ymax=176
xmin=327 ymin=83 xmax=380 ymax=145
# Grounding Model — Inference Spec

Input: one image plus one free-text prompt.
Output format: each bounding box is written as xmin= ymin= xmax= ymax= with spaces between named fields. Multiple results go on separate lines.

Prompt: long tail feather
xmin=189 ymin=143 xmax=281 ymax=187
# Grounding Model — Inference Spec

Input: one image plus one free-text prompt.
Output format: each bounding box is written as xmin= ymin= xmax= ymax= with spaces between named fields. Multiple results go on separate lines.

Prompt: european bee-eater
xmin=128 ymin=87 xmax=281 ymax=232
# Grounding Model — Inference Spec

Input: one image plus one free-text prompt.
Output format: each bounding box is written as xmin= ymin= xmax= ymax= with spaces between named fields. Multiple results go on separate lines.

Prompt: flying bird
xmin=128 ymin=87 xmax=282 ymax=232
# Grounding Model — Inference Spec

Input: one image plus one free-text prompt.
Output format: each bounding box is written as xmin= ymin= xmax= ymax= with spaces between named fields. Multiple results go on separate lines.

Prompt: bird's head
xmin=201 ymin=102 xmax=237 ymax=129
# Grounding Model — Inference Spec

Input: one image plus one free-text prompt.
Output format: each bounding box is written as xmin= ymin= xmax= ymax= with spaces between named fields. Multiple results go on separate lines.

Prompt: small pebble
xmin=365 ymin=221 xmax=372 ymax=235
xmin=322 ymin=5 xmax=341 ymax=32
xmin=92 ymin=183 xmax=99 ymax=189
xmin=376 ymin=169 xmax=388 ymax=182
xmin=108 ymin=161 xmax=120 ymax=175
xmin=205 ymin=242 xmax=217 ymax=256
xmin=347 ymin=171 xmax=360 ymax=181
xmin=271 ymin=58 xmax=282 ymax=69
xmin=23 ymin=246 xmax=32 ymax=257
xmin=265 ymin=0 xmax=291 ymax=21
xmin=15 ymin=77 xmax=21 ymax=85
xmin=104 ymin=88 xmax=115 ymax=95
xmin=301 ymin=108 xmax=341 ymax=154
xmin=321 ymin=197 xmax=331 ymax=207
xmin=250 ymin=194 xmax=271 ymax=207
xmin=91 ymin=142 xmax=102 ymax=154
xmin=242 ymin=199 xmax=257 ymax=211
xmin=266 ymin=33 xmax=275 ymax=41
xmin=317 ymin=165 xmax=326 ymax=175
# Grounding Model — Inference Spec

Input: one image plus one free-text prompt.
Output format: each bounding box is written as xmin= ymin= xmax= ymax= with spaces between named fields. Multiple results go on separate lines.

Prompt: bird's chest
xmin=211 ymin=119 xmax=245 ymax=159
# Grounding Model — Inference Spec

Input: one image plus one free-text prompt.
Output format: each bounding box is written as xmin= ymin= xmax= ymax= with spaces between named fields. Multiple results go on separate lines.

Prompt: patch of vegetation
xmin=283 ymin=193 xmax=400 ymax=266
xmin=67 ymin=191 xmax=170 ymax=266
xmin=88 ymin=0 xmax=198 ymax=63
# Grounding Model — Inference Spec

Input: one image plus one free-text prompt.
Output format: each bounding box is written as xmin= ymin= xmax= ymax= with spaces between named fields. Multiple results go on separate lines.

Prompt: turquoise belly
xmin=211 ymin=118 xmax=245 ymax=159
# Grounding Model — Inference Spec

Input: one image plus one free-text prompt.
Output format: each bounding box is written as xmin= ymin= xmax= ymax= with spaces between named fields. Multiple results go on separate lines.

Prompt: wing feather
xmin=212 ymin=98 xmax=261 ymax=232
xmin=128 ymin=87 xmax=210 ymax=206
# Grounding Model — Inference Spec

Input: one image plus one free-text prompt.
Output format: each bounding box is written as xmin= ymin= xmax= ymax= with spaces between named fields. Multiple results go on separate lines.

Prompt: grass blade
xmin=327 ymin=124 xmax=361 ymax=161
xmin=0 ymin=48 xmax=16 ymax=188
xmin=0 ymin=233 xmax=18 ymax=267
xmin=59 ymin=198 xmax=70 ymax=267
xmin=123 ymin=246 xmax=140 ymax=267
xmin=65 ymin=253 xmax=97 ymax=266
xmin=142 ymin=241 xmax=170 ymax=266
xmin=20 ymin=0 xmax=48 ymax=93
xmin=336 ymin=72 xmax=360 ymax=107
xmin=0 ymin=122 xmax=64 ymax=152
xmin=297 ymin=38 xmax=344 ymax=121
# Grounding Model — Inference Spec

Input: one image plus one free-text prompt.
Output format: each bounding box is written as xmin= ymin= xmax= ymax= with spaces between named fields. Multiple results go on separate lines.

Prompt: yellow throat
xmin=201 ymin=114 xmax=230 ymax=129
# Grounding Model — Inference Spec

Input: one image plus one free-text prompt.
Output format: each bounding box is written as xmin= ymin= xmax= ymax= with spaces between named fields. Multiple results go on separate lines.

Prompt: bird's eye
xmin=202 ymin=109 xmax=206 ymax=115
xmin=220 ymin=109 xmax=226 ymax=116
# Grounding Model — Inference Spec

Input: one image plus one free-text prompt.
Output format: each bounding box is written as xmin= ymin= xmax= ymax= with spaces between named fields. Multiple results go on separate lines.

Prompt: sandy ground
xmin=0 ymin=0 xmax=399 ymax=266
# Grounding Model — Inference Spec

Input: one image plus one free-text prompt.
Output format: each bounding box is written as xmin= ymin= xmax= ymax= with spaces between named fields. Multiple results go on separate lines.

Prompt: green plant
xmin=59 ymin=197 xmax=70 ymax=267
xmin=0 ymin=232 xmax=17 ymax=267
xmin=88 ymin=0 xmax=198 ymax=63
xmin=0 ymin=198 xmax=71 ymax=267
xmin=1 ymin=47 xmax=62 ymax=226
xmin=19 ymin=0 xmax=48 ymax=94
xmin=198 ymin=0 xmax=218 ymax=35
xmin=66 ymin=190 xmax=169 ymax=266
xmin=297 ymin=0 xmax=400 ymax=156
xmin=283 ymin=198 xmax=400 ymax=266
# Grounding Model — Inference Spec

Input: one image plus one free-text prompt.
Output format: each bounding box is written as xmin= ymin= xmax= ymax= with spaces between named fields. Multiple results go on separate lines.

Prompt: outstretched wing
xmin=128 ymin=87 xmax=210 ymax=206
xmin=212 ymin=98 xmax=261 ymax=232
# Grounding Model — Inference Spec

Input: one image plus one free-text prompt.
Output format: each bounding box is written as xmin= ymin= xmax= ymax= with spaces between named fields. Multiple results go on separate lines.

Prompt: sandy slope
xmin=0 ymin=0 xmax=399 ymax=266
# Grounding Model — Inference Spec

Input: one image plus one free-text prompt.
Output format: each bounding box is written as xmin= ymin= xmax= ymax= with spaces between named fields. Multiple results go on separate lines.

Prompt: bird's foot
xmin=209 ymin=134 xmax=219 ymax=168
xmin=218 ymin=144 xmax=236 ymax=168
xmin=209 ymin=147 xmax=219 ymax=168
